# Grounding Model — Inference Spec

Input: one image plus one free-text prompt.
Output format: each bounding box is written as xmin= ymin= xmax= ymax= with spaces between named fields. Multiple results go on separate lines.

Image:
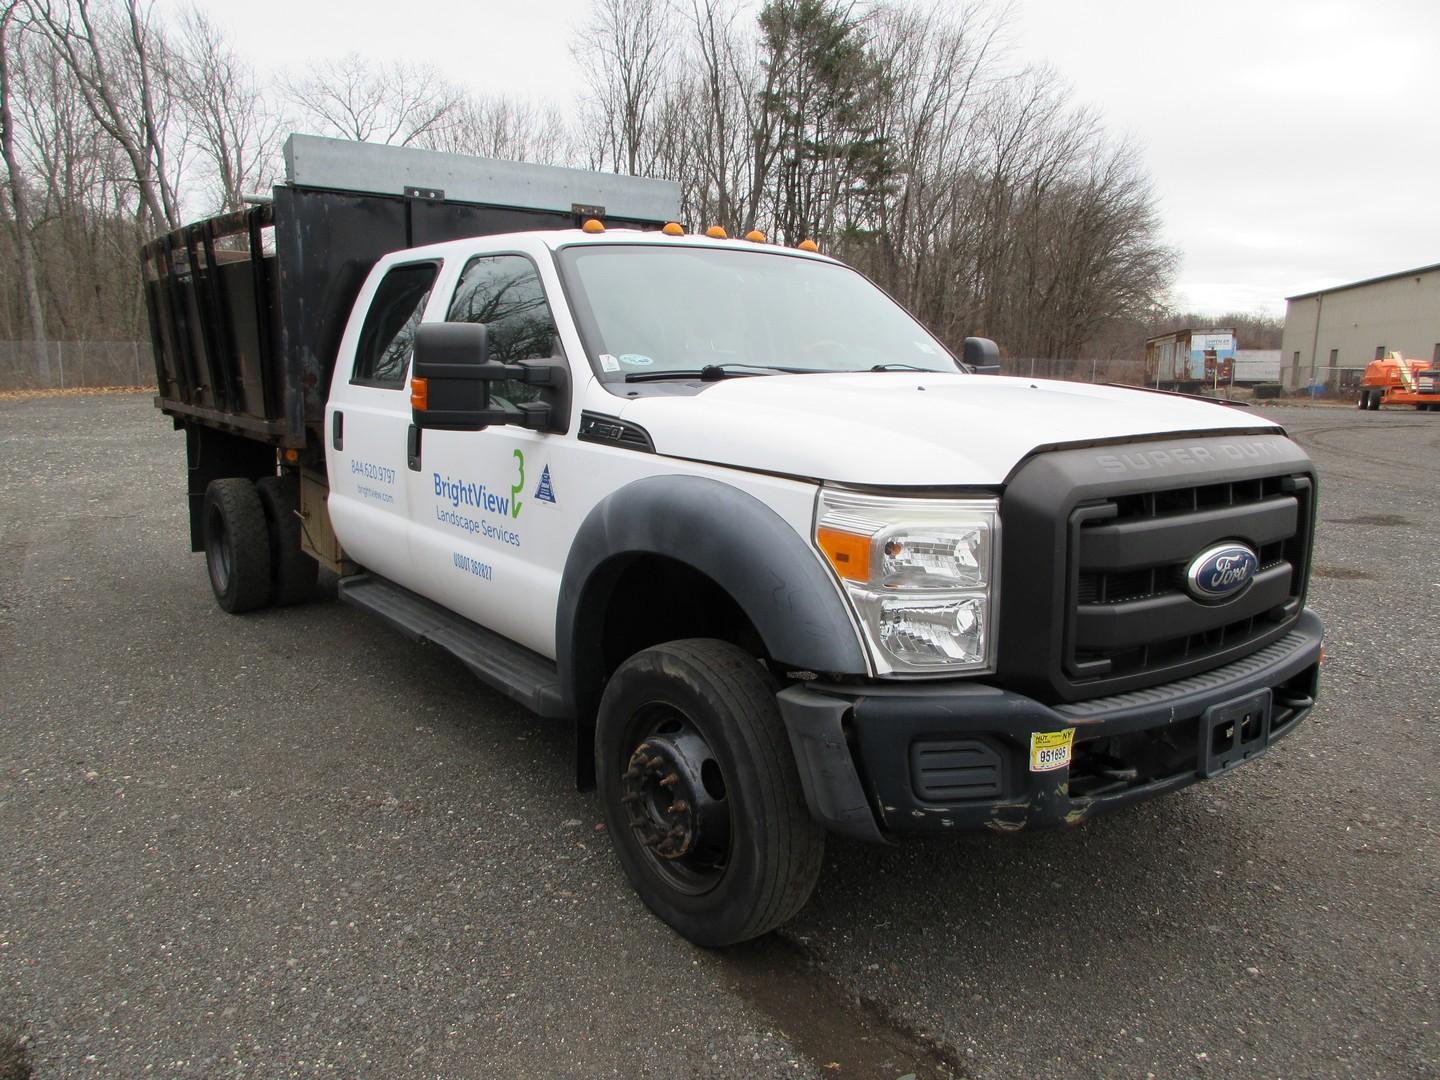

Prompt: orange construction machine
xmin=1357 ymin=351 xmax=1439 ymax=410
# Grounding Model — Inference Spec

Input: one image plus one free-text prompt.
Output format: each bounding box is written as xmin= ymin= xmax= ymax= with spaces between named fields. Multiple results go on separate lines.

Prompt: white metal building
xmin=1280 ymin=262 xmax=1440 ymax=391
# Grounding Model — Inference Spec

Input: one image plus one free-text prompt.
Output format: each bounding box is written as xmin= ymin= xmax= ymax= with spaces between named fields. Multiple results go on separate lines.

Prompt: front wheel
xmin=595 ymin=639 xmax=824 ymax=947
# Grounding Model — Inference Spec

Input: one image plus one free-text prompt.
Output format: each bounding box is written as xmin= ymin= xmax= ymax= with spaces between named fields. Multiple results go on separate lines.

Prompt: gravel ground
xmin=0 ymin=395 xmax=1435 ymax=1078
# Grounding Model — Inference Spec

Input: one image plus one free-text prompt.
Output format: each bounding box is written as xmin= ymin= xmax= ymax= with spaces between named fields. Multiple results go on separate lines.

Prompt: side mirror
xmin=963 ymin=336 xmax=1001 ymax=375
xmin=412 ymin=322 xmax=566 ymax=432
xmin=412 ymin=322 xmax=507 ymax=430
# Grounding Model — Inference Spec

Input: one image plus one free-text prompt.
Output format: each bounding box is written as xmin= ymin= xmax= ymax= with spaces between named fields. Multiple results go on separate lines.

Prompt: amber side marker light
xmin=816 ymin=527 xmax=871 ymax=583
xmin=662 ymin=221 xmax=684 ymax=236
xmin=582 ymin=218 xmax=606 ymax=234
xmin=283 ymin=448 xmax=299 ymax=464
xmin=705 ymin=225 xmax=728 ymax=239
xmin=410 ymin=377 xmax=429 ymax=412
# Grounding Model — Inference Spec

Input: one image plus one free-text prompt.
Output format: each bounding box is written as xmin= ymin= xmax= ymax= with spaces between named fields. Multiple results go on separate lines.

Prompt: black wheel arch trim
xmin=558 ymin=474 xmax=868 ymax=782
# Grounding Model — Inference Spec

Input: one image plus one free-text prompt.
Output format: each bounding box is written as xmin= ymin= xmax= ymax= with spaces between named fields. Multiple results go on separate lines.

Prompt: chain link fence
xmin=1278 ymin=364 xmax=1367 ymax=397
xmin=2 ymin=345 xmax=1323 ymax=397
xmin=1002 ymin=358 xmax=1148 ymax=386
xmin=0 ymin=341 xmax=152 ymax=390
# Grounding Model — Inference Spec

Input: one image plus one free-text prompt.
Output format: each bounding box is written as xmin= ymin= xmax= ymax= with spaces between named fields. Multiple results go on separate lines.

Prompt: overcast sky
xmin=171 ymin=0 xmax=1440 ymax=317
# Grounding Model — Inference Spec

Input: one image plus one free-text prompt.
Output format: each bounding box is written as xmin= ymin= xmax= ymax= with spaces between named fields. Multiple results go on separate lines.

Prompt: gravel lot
xmin=1 ymin=395 xmax=1435 ymax=1078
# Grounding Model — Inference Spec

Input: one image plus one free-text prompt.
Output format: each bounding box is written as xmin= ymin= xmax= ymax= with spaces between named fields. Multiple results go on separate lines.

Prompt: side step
xmin=338 ymin=573 xmax=569 ymax=719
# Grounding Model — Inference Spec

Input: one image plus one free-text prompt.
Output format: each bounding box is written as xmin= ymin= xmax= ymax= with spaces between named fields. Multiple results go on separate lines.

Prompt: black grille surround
xmin=997 ymin=431 xmax=1317 ymax=705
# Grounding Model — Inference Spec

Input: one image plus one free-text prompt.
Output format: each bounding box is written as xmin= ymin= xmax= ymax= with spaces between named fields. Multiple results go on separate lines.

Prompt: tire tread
xmin=596 ymin=638 xmax=824 ymax=946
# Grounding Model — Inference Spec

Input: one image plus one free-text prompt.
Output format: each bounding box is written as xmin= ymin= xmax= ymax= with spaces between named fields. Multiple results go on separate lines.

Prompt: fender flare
xmin=556 ymin=475 xmax=869 ymax=763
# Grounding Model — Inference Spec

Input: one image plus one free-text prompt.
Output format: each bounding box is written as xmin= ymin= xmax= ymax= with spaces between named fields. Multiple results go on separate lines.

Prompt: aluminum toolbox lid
xmin=283 ymin=133 xmax=681 ymax=223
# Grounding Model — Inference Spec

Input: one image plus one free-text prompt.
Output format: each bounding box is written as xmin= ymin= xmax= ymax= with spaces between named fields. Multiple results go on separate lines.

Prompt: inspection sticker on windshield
xmin=599 ymin=353 xmax=621 ymax=373
xmin=1029 ymin=729 xmax=1075 ymax=772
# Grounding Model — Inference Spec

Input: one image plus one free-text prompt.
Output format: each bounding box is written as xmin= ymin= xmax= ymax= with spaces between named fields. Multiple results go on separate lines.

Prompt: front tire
xmin=595 ymin=639 xmax=824 ymax=947
xmin=203 ymin=479 xmax=272 ymax=613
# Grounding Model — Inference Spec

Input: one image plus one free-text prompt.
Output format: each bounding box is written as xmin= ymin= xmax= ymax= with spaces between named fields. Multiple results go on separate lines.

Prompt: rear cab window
xmin=352 ymin=262 xmax=440 ymax=388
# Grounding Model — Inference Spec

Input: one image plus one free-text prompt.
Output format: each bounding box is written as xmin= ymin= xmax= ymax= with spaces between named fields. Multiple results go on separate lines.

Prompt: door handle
xmin=407 ymin=424 xmax=421 ymax=471
xmin=332 ymin=410 xmax=343 ymax=451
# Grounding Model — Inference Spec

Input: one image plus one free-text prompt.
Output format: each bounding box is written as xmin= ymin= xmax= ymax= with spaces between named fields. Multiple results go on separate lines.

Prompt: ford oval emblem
xmin=1186 ymin=543 xmax=1258 ymax=602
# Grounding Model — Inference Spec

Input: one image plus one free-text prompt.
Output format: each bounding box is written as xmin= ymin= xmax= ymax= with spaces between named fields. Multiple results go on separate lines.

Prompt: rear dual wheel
xmin=255 ymin=475 xmax=319 ymax=606
xmin=203 ymin=475 xmax=318 ymax=613
xmin=204 ymin=479 xmax=272 ymax=613
xmin=596 ymin=639 xmax=824 ymax=947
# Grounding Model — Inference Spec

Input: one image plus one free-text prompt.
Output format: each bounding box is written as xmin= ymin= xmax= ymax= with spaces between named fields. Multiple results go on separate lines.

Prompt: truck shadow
xmin=292 ymin=586 xmax=1283 ymax=1075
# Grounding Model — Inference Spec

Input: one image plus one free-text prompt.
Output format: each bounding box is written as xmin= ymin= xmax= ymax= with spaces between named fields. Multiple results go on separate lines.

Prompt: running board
xmin=338 ymin=574 xmax=569 ymax=719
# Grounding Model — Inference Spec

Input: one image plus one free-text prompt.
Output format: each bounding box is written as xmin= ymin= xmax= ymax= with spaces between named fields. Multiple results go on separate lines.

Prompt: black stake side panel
xmin=145 ymin=186 xmax=664 ymax=450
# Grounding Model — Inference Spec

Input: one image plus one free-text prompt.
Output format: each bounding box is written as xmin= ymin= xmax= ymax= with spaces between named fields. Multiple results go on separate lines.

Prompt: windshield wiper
xmin=624 ymin=363 xmax=828 ymax=383
xmin=869 ymin=362 xmax=935 ymax=372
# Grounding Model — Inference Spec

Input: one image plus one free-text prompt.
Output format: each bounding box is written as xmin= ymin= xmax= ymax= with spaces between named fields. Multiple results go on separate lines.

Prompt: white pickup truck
xmin=145 ymin=136 xmax=1324 ymax=945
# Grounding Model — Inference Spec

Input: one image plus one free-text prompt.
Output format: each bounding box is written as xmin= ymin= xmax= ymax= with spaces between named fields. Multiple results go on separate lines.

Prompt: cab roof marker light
xmin=705 ymin=225 xmax=728 ymax=239
xmin=797 ymin=239 xmax=819 ymax=252
xmin=662 ymin=221 xmax=684 ymax=236
xmin=582 ymin=218 xmax=606 ymax=234
xmin=745 ymin=229 xmax=766 ymax=243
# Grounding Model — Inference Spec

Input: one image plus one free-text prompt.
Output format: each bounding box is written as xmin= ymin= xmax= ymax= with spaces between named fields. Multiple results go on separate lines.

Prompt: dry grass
xmin=0 ymin=386 xmax=154 ymax=402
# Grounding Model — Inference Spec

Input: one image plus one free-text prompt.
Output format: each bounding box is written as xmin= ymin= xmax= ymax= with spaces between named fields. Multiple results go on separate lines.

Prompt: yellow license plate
xmin=1029 ymin=729 xmax=1075 ymax=772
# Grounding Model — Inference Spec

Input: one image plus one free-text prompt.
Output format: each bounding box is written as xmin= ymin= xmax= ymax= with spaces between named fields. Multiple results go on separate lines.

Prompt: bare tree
xmin=283 ymin=54 xmax=462 ymax=147
xmin=31 ymin=0 xmax=183 ymax=231
xmin=576 ymin=0 xmax=675 ymax=175
xmin=417 ymin=94 xmax=571 ymax=165
xmin=173 ymin=7 xmax=280 ymax=211
xmin=0 ymin=0 xmax=48 ymax=378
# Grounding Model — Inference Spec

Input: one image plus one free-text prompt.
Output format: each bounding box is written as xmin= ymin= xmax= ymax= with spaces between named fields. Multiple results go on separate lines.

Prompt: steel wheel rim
xmin=618 ymin=701 xmax=733 ymax=896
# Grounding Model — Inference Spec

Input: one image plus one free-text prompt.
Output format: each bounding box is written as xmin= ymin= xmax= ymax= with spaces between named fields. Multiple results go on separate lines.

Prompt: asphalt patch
xmin=1310 ymin=565 xmax=1375 ymax=580
xmin=1324 ymin=513 xmax=1411 ymax=527
xmin=0 ymin=1022 xmax=31 ymax=1080
xmin=724 ymin=936 xmax=963 ymax=1079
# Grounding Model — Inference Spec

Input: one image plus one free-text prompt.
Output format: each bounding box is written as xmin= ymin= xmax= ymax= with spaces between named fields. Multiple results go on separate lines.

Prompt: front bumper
xmin=778 ymin=608 xmax=1323 ymax=841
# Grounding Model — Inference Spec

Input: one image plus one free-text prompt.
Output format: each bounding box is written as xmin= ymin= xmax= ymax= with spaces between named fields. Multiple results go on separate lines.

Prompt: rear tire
xmin=255 ymin=475 xmax=319 ymax=606
xmin=203 ymin=479 xmax=272 ymax=614
xmin=595 ymin=639 xmax=825 ymax=947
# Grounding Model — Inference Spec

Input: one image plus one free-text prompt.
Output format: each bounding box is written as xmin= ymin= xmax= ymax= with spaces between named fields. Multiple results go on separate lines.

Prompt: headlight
xmin=815 ymin=490 xmax=999 ymax=675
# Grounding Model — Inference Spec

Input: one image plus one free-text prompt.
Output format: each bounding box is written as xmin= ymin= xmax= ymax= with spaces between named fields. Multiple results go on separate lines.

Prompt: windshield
xmin=557 ymin=244 xmax=961 ymax=380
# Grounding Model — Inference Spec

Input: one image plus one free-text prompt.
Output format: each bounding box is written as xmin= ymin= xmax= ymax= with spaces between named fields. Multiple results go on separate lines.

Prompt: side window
xmin=353 ymin=262 xmax=438 ymax=388
xmin=445 ymin=255 xmax=559 ymax=406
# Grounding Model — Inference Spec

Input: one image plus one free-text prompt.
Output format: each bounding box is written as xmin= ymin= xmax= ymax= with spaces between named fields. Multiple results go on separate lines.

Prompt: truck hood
xmin=617 ymin=372 xmax=1279 ymax=486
